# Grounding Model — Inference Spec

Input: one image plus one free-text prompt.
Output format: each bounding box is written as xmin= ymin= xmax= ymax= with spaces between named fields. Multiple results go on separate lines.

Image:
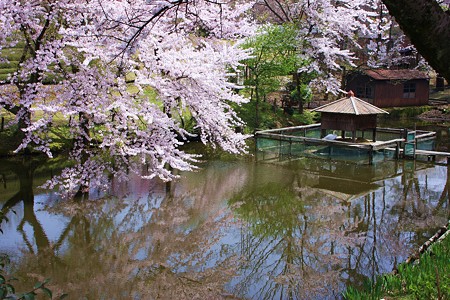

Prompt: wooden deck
xmin=255 ymin=124 xmax=445 ymax=165
xmin=385 ymin=148 xmax=450 ymax=165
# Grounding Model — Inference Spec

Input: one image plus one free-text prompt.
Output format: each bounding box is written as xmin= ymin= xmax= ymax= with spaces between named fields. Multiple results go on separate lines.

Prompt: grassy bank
xmin=232 ymin=100 xmax=318 ymax=133
xmin=383 ymin=105 xmax=433 ymax=119
xmin=0 ymin=107 xmax=73 ymax=157
xmin=343 ymin=225 xmax=450 ymax=300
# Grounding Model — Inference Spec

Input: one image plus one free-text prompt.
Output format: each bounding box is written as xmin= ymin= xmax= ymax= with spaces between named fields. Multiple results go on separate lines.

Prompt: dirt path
xmin=418 ymin=104 xmax=450 ymax=122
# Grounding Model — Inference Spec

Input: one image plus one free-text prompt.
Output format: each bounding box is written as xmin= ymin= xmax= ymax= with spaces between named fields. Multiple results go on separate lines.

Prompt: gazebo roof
xmin=313 ymin=178 xmax=381 ymax=202
xmin=312 ymin=92 xmax=388 ymax=115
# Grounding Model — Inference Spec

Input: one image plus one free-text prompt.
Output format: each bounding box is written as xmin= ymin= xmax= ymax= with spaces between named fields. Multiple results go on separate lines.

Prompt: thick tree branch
xmin=382 ymin=0 xmax=450 ymax=82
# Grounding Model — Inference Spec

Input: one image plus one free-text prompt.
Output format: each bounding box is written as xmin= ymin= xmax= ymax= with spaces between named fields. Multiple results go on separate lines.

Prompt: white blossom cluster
xmin=291 ymin=0 xmax=379 ymax=93
xmin=0 ymin=0 xmax=254 ymax=196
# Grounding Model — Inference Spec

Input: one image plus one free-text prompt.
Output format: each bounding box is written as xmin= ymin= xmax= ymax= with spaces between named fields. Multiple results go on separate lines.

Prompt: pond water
xmin=0 ymin=141 xmax=448 ymax=299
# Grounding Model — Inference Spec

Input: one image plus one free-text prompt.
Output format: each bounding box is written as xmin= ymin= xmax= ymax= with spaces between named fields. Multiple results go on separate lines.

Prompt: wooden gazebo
xmin=312 ymin=91 xmax=388 ymax=142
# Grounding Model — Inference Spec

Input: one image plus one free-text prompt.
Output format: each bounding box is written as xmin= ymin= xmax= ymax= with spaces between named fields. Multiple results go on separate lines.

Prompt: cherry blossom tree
xmin=364 ymin=3 xmax=405 ymax=68
xmin=251 ymin=0 xmax=382 ymax=94
xmin=252 ymin=0 xmax=433 ymax=94
xmin=0 ymin=0 xmax=255 ymax=196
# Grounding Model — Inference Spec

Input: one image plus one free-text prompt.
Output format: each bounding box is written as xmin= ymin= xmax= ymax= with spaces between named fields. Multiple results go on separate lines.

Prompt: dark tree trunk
xmin=294 ymin=72 xmax=303 ymax=114
xmin=381 ymin=0 xmax=450 ymax=82
xmin=74 ymin=112 xmax=91 ymax=199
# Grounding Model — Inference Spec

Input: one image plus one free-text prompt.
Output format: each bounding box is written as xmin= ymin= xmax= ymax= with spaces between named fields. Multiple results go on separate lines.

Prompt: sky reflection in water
xmin=0 ymin=154 xmax=448 ymax=299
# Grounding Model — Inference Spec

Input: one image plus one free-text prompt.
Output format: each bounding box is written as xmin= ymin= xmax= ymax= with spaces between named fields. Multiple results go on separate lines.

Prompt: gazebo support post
xmin=372 ymin=128 xmax=376 ymax=142
xmin=321 ymin=129 xmax=327 ymax=138
xmin=341 ymin=130 xmax=345 ymax=139
xmin=352 ymin=130 xmax=356 ymax=142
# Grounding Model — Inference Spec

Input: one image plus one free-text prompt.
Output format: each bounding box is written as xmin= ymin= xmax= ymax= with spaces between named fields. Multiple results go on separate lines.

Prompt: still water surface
xmin=0 ymin=144 xmax=449 ymax=299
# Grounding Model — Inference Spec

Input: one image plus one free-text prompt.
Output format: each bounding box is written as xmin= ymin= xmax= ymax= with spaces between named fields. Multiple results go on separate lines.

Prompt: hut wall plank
xmin=321 ymin=113 xmax=377 ymax=131
xmin=374 ymin=80 xmax=429 ymax=107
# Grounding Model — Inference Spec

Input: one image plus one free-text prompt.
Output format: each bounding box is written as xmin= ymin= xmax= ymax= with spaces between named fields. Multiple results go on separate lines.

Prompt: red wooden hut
xmin=346 ymin=69 xmax=429 ymax=107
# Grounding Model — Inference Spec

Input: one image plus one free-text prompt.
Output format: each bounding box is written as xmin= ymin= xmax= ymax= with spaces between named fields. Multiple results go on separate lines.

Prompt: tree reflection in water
xmin=229 ymin=161 xmax=363 ymax=299
xmin=0 ymin=156 xmax=448 ymax=299
xmin=228 ymin=158 xmax=448 ymax=299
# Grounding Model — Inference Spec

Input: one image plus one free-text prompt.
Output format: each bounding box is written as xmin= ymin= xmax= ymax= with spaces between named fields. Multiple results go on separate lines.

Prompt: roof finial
xmin=347 ymin=90 xmax=354 ymax=97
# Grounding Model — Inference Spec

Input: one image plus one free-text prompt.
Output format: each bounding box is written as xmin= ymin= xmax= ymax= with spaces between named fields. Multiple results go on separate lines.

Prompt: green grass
xmin=383 ymin=105 xmax=433 ymax=118
xmin=0 ymin=48 xmax=23 ymax=61
xmin=0 ymin=74 xmax=11 ymax=81
xmin=0 ymin=61 xmax=19 ymax=68
xmin=343 ymin=231 xmax=450 ymax=300
xmin=1 ymin=43 xmax=23 ymax=82
xmin=0 ymin=107 xmax=73 ymax=156
xmin=0 ymin=68 xmax=17 ymax=74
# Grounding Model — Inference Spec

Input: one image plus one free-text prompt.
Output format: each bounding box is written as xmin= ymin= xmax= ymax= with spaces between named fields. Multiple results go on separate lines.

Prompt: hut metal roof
xmin=365 ymin=69 xmax=429 ymax=80
xmin=311 ymin=94 xmax=388 ymax=115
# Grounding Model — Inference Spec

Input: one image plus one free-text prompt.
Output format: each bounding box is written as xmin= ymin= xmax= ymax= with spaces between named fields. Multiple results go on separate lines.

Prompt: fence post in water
xmin=369 ymin=145 xmax=374 ymax=165
xmin=279 ymin=134 xmax=282 ymax=159
xmin=289 ymin=137 xmax=292 ymax=156
xmin=395 ymin=141 xmax=400 ymax=159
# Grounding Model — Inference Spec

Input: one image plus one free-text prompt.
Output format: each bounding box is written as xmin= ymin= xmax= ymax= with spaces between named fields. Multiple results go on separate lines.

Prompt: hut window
xmin=356 ymin=84 xmax=373 ymax=99
xmin=403 ymin=82 xmax=416 ymax=98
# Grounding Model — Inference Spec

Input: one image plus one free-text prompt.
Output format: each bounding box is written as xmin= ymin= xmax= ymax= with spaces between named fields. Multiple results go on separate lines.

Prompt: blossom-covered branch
xmin=0 ymin=0 xmax=255 ymax=197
